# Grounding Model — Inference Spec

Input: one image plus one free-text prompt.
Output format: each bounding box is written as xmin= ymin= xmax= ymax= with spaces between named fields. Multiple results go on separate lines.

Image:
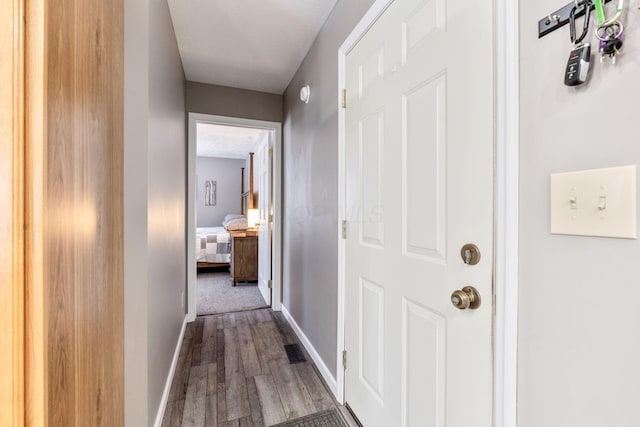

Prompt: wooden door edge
xmin=24 ymin=0 xmax=47 ymax=424
xmin=0 ymin=0 xmax=26 ymax=425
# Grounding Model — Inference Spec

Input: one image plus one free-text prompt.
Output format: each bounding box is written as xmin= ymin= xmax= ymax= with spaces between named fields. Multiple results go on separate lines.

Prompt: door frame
xmin=2 ymin=0 xmax=47 ymax=423
xmin=1 ymin=0 xmax=26 ymax=423
xmin=186 ymin=113 xmax=283 ymax=321
xmin=336 ymin=1 xmax=520 ymax=425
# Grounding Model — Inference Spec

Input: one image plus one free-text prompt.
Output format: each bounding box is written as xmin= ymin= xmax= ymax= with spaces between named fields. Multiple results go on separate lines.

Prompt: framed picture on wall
xmin=205 ymin=180 xmax=216 ymax=206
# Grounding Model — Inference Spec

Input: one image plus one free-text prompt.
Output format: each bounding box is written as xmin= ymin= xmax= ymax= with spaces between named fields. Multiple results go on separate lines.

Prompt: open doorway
xmin=186 ymin=113 xmax=283 ymax=321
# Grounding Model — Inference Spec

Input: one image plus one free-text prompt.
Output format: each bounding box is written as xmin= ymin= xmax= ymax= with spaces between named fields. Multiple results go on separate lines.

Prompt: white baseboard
xmin=153 ymin=316 xmax=188 ymax=427
xmin=280 ymin=305 xmax=339 ymax=398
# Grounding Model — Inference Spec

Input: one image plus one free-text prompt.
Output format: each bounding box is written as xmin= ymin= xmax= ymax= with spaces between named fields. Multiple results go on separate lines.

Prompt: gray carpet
xmin=196 ymin=271 xmax=268 ymax=316
xmin=272 ymin=409 xmax=347 ymax=427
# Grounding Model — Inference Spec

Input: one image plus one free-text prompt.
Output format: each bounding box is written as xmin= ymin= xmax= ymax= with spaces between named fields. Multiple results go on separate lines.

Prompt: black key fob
xmin=565 ymin=43 xmax=591 ymax=86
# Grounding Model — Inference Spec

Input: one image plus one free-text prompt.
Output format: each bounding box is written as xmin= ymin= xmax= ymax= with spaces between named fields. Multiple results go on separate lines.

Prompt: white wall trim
xmin=187 ymin=113 xmax=283 ymax=322
xmin=336 ymin=0 xmax=395 ymax=405
xmin=153 ymin=317 xmax=188 ymax=427
xmin=280 ymin=305 xmax=339 ymax=398
xmin=494 ymin=0 xmax=520 ymax=425
xmin=337 ymin=0 xmax=520 ymax=423
xmin=336 ymin=53 xmax=346 ymax=406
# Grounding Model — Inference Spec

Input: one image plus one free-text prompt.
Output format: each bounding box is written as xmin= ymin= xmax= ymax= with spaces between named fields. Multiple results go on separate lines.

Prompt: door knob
xmin=451 ymin=286 xmax=481 ymax=310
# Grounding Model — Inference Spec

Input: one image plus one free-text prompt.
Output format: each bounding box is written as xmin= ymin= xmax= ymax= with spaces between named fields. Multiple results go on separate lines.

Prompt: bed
xmin=196 ymin=227 xmax=231 ymax=268
xmin=196 ymin=153 xmax=254 ymax=269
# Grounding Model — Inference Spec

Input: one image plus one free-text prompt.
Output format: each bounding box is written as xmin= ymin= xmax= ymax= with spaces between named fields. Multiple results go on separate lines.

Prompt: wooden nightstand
xmin=230 ymin=231 xmax=258 ymax=285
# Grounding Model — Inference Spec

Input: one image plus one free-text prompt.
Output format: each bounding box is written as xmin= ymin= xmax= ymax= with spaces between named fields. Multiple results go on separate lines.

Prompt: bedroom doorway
xmin=187 ymin=113 xmax=283 ymax=322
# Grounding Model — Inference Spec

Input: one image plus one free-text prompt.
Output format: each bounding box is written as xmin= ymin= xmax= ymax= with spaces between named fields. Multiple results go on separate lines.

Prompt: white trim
xmin=337 ymin=0 xmax=520 ymax=424
xmin=280 ymin=305 xmax=339 ymax=398
xmin=339 ymin=0 xmax=393 ymax=54
xmin=187 ymin=113 xmax=283 ymax=322
xmin=494 ymin=0 xmax=520 ymax=425
xmin=153 ymin=317 xmax=188 ymax=427
xmin=187 ymin=115 xmax=197 ymax=322
xmin=336 ymin=51 xmax=346 ymax=406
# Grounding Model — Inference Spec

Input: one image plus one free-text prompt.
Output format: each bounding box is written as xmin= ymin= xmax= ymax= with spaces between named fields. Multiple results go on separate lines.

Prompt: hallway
xmin=162 ymin=309 xmax=351 ymax=426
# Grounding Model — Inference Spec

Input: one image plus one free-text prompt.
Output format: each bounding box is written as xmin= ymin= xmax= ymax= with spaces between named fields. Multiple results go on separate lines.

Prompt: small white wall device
xmin=299 ymin=85 xmax=311 ymax=104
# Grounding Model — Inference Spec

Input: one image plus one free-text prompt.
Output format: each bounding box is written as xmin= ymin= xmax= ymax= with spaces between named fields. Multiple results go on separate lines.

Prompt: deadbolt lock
xmin=451 ymin=286 xmax=481 ymax=310
xmin=460 ymin=243 xmax=481 ymax=265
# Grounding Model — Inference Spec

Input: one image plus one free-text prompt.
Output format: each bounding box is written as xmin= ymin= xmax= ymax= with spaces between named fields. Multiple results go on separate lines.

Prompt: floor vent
xmin=272 ymin=409 xmax=347 ymax=426
xmin=284 ymin=344 xmax=307 ymax=364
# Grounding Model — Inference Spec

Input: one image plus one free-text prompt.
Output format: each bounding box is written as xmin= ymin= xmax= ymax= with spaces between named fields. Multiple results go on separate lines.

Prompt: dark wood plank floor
xmin=162 ymin=309 xmax=340 ymax=427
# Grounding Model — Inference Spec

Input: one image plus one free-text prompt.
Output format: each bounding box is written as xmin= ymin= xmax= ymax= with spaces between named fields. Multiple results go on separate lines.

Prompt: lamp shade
xmin=247 ymin=209 xmax=260 ymax=229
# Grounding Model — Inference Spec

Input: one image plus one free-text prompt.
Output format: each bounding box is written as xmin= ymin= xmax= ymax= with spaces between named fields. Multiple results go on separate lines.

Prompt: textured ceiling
xmin=167 ymin=0 xmax=338 ymax=94
xmin=197 ymin=123 xmax=269 ymax=159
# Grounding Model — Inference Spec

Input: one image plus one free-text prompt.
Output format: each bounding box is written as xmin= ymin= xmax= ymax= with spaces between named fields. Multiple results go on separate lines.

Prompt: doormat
xmin=284 ymin=343 xmax=307 ymax=364
xmin=272 ymin=409 xmax=347 ymax=427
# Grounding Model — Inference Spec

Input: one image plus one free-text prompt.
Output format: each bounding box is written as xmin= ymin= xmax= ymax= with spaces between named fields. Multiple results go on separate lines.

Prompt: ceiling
xmin=167 ymin=0 xmax=338 ymax=94
xmin=197 ymin=123 xmax=269 ymax=159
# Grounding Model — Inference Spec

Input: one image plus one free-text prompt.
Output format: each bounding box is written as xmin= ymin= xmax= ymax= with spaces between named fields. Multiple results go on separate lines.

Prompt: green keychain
xmin=598 ymin=0 xmax=625 ymax=27
xmin=593 ymin=0 xmax=606 ymax=24
xmin=595 ymin=0 xmax=625 ymax=63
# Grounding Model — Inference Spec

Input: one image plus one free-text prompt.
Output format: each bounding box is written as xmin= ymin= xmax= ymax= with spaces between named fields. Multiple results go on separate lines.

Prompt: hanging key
xmin=565 ymin=1 xmax=592 ymax=86
xmin=597 ymin=22 xmax=624 ymax=63
xmin=601 ymin=36 xmax=623 ymax=62
xmin=565 ymin=44 xmax=591 ymax=86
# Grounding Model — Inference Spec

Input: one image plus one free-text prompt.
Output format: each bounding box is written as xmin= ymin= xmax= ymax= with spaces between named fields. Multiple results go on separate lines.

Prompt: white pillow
xmin=225 ymin=217 xmax=248 ymax=231
xmin=224 ymin=214 xmax=244 ymax=223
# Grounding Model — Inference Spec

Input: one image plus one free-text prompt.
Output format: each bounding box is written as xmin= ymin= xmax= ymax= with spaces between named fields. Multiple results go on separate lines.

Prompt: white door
xmin=344 ymin=0 xmax=494 ymax=426
xmin=257 ymin=139 xmax=272 ymax=305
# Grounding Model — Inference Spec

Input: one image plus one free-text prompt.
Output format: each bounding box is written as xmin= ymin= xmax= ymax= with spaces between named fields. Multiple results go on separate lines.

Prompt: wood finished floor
xmin=162 ymin=309 xmax=342 ymax=427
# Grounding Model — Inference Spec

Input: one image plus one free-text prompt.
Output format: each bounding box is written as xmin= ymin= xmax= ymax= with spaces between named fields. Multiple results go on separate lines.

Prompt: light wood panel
xmin=24 ymin=0 xmax=46 ymax=424
xmin=74 ymin=0 xmax=123 ymax=423
xmin=0 ymin=0 xmax=25 ymax=425
xmin=39 ymin=0 xmax=124 ymax=424
xmin=3 ymin=0 xmax=124 ymax=423
xmin=45 ymin=0 xmax=78 ymax=421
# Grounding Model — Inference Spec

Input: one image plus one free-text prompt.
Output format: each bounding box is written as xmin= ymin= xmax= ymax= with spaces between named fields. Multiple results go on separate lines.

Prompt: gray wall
xmin=518 ymin=3 xmax=640 ymax=426
xmin=147 ymin=0 xmax=187 ymax=423
xmin=124 ymin=0 xmax=150 ymax=423
xmin=186 ymin=81 xmax=283 ymax=122
xmin=197 ymin=157 xmax=245 ymax=226
xmin=124 ymin=0 xmax=186 ymax=425
xmin=282 ymin=0 xmax=374 ymax=378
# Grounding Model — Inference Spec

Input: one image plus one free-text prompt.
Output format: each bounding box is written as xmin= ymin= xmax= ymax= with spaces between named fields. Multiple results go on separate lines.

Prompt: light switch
xmin=550 ymin=165 xmax=637 ymax=239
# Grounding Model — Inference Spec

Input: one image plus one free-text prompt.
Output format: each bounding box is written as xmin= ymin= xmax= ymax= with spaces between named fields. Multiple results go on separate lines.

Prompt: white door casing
xmin=257 ymin=136 xmax=272 ymax=305
xmin=187 ymin=113 xmax=283 ymax=321
xmin=343 ymin=0 xmax=494 ymax=425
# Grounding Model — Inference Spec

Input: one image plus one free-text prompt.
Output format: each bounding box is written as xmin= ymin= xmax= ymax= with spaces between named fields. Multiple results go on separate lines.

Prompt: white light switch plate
xmin=550 ymin=165 xmax=637 ymax=239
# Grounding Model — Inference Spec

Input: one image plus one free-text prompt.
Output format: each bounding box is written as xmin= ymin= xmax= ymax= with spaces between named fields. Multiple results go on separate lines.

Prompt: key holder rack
xmin=539 ymin=0 xmax=613 ymax=38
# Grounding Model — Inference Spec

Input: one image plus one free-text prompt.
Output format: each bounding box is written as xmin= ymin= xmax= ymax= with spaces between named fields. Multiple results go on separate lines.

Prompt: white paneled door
xmin=343 ymin=0 xmax=494 ymax=426
xmin=257 ymin=139 xmax=272 ymax=306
